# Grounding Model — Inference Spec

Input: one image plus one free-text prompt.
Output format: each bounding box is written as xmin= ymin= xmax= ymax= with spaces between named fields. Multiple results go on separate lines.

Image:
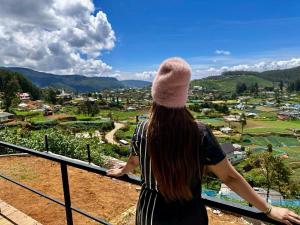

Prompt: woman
xmin=107 ymin=58 xmax=300 ymax=225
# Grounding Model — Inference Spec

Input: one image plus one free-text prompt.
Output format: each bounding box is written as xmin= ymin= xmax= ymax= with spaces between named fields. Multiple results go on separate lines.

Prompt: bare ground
xmin=0 ymin=156 xmax=247 ymax=225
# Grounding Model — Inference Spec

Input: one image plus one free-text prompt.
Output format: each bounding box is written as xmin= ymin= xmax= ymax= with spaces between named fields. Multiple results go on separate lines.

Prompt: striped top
xmin=130 ymin=120 xmax=226 ymax=191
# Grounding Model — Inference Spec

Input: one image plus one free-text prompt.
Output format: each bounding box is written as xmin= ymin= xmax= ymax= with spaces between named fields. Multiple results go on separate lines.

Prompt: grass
xmin=28 ymin=115 xmax=53 ymax=123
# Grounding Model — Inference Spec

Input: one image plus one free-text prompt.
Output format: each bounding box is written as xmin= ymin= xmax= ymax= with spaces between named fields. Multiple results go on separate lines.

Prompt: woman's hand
xmin=268 ymin=206 xmax=300 ymax=225
xmin=106 ymin=167 xmax=125 ymax=177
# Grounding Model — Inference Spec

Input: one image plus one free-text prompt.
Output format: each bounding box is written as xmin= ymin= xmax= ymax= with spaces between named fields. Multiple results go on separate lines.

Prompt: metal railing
xmin=0 ymin=141 xmax=293 ymax=225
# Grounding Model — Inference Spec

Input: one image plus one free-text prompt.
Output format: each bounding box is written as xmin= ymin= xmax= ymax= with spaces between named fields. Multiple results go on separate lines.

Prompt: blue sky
xmin=1 ymin=0 xmax=300 ymax=80
xmin=95 ymin=0 xmax=300 ymax=79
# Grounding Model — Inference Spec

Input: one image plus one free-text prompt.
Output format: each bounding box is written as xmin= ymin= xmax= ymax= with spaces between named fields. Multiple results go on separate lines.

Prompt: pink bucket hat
xmin=151 ymin=57 xmax=191 ymax=108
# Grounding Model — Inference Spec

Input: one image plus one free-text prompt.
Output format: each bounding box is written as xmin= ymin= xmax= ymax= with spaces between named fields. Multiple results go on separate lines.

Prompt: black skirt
xmin=136 ymin=188 xmax=208 ymax=225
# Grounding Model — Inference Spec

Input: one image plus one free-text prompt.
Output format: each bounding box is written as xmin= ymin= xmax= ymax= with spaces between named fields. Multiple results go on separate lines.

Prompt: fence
xmin=0 ymin=140 xmax=294 ymax=225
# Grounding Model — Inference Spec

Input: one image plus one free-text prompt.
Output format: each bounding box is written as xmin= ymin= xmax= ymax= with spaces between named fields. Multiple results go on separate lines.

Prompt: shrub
xmin=31 ymin=119 xmax=58 ymax=129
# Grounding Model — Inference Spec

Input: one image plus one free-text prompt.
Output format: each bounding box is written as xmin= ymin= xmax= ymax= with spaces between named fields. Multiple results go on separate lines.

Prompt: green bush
xmin=31 ymin=119 xmax=58 ymax=129
xmin=59 ymin=120 xmax=114 ymax=131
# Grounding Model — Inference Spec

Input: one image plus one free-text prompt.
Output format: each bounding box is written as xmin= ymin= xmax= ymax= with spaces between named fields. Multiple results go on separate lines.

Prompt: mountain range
xmin=0 ymin=67 xmax=151 ymax=93
xmin=1 ymin=65 xmax=300 ymax=93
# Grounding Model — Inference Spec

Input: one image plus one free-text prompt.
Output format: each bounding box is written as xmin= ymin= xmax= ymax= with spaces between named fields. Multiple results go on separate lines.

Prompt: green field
xmin=244 ymin=120 xmax=300 ymax=134
xmin=243 ymin=135 xmax=300 ymax=148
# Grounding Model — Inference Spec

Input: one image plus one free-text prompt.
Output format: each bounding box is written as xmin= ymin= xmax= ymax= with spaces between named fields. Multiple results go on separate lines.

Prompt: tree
xmin=279 ymin=81 xmax=284 ymax=91
xmin=78 ymin=100 xmax=99 ymax=116
xmin=287 ymin=82 xmax=296 ymax=92
xmin=45 ymin=88 xmax=57 ymax=104
xmin=272 ymin=157 xmax=292 ymax=195
xmin=274 ymin=90 xmax=280 ymax=106
xmin=250 ymin=83 xmax=259 ymax=95
xmin=240 ymin=113 xmax=247 ymax=140
xmin=3 ymin=78 xmax=20 ymax=111
xmin=236 ymin=82 xmax=247 ymax=94
xmin=251 ymin=151 xmax=291 ymax=201
xmin=267 ymin=144 xmax=273 ymax=153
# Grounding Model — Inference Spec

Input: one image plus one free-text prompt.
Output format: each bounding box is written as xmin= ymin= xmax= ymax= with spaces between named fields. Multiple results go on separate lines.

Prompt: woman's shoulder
xmin=194 ymin=120 xmax=210 ymax=135
xmin=134 ymin=120 xmax=149 ymax=138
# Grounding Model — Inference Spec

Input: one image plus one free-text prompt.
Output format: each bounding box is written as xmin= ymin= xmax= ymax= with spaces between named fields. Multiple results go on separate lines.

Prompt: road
xmin=105 ymin=122 xmax=125 ymax=145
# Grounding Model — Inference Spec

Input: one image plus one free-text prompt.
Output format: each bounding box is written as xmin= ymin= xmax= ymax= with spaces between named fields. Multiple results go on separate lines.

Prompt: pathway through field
xmin=105 ymin=122 xmax=125 ymax=145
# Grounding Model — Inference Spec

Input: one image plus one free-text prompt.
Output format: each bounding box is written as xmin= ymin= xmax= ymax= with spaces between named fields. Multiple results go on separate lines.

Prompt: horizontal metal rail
xmin=0 ymin=141 xmax=293 ymax=225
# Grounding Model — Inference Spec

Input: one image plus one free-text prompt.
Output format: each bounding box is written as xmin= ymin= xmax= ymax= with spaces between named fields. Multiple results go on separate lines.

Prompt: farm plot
xmin=244 ymin=119 xmax=300 ymax=134
xmin=243 ymin=135 xmax=300 ymax=148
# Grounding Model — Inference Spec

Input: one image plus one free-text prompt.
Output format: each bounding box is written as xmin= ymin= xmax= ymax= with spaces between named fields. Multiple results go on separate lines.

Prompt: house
xmin=126 ymin=106 xmax=136 ymax=111
xmin=253 ymin=187 xmax=284 ymax=203
xmin=246 ymin=112 xmax=257 ymax=118
xmin=0 ymin=112 xmax=14 ymax=123
xmin=278 ymin=111 xmax=300 ymax=120
xmin=56 ymin=90 xmax=72 ymax=100
xmin=221 ymin=143 xmax=235 ymax=162
xmin=235 ymin=103 xmax=245 ymax=110
xmin=18 ymin=103 xmax=29 ymax=110
xmin=220 ymin=127 xmax=233 ymax=134
xmin=17 ymin=92 xmax=30 ymax=101
xmin=221 ymin=143 xmax=245 ymax=163
xmin=223 ymin=115 xmax=241 ymax=123
xmin=193 ymin=86 xmax=203 ymax=91
xmin=219 ymin=185 xmax=284 ymax=203
xmin=119 ymin=140 xmax=129 ymax=145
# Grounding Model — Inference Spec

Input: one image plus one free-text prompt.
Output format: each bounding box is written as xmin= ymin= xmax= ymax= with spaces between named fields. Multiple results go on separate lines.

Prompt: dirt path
xmin=105 ymin=122 xmax=125 ymax=145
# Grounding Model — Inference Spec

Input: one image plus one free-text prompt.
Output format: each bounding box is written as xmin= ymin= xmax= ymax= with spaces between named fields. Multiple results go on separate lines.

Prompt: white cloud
xmin=193 ymin=57 xmax=300 ymax=79
xmin=215 ymin=49 xmax=231 ymax=56
xmin=134 ymin=71 xmax=157 ymax=81
xmin=0 ymin=0 xmax=115 ymax=76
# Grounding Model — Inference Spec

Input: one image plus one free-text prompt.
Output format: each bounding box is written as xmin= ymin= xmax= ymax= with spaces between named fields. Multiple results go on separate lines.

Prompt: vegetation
xmin=0 ymin=70 xmax=41 ymax=111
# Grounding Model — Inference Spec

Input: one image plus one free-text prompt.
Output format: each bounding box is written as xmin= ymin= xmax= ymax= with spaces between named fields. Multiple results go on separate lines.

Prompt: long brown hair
xmin=147 ymin=102 xmax=204 ymax=201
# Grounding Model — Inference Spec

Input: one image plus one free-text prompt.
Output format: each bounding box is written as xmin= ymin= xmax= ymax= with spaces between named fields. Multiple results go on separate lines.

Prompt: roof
xmin=0 ymin=112 xmax=14 ymax=118
xmin=221 ymin=143 xmax=235 ymax=154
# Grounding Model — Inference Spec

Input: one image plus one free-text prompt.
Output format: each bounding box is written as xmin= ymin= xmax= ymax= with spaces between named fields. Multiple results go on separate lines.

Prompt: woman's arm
xmin=208 ymin=158 xmax=300 ymax=225
xmin=106 ymin=154 xmax=139 ymax=177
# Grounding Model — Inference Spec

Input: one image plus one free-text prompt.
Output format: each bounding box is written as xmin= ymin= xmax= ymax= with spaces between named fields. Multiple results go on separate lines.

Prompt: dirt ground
xmin=0 ymin=155 xmax=247 ymax=225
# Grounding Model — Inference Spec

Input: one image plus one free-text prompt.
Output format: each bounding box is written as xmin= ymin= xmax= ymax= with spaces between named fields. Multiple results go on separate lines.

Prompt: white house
xmin=0 ymin=112 xmax=14 ymax=122
xmin=120 ymin=139 xmax=129 ymax=145
xmin=17 ymin=92 xmax=30 ymax=101
xmin=220 ymin=127 xmax=233 ymax=134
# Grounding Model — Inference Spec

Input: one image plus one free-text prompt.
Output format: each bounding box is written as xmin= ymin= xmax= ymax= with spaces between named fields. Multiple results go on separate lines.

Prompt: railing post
xmin=60 ymin=163 xmax=73 ymax=225
xmin=45 ymin=135 xmax=49 ymax=153
xmin=86 ymin=144 xmax=91 ymax=164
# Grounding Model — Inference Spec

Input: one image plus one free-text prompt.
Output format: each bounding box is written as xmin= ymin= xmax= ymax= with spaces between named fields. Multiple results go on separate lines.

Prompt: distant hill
xmin=221 ymin=66 xmax=300 ymax=82
xmin=0 ymin=67 xmax=151 ymax=93
xmin=191 ymin=75 xmax=273 ymax=93
xmin=259 ymin=66 xmax=300 ymax=82
xmin=120 ymin=80 xmax=151 ymax=88
xmin=191 ymin=66 xmax=300 ymax=93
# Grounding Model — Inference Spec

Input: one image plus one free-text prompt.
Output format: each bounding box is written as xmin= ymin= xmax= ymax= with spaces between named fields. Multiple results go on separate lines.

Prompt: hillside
xmin=191 ymin=75 xmax=273 ymax=93
xmin=0 ymin=69 xmax=41 ymax=99
xmin=0 ymin=67 xmax=151 ymax=92
xmin=191 ymin=66 xmax=300 ymax=93
xmin=121 ymin=80 xmax=151 ymax=88
xmin=221 ymin=66 xmax=300 ymax=82
xmin=260 ymin=66 xmax=300 ymax=82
